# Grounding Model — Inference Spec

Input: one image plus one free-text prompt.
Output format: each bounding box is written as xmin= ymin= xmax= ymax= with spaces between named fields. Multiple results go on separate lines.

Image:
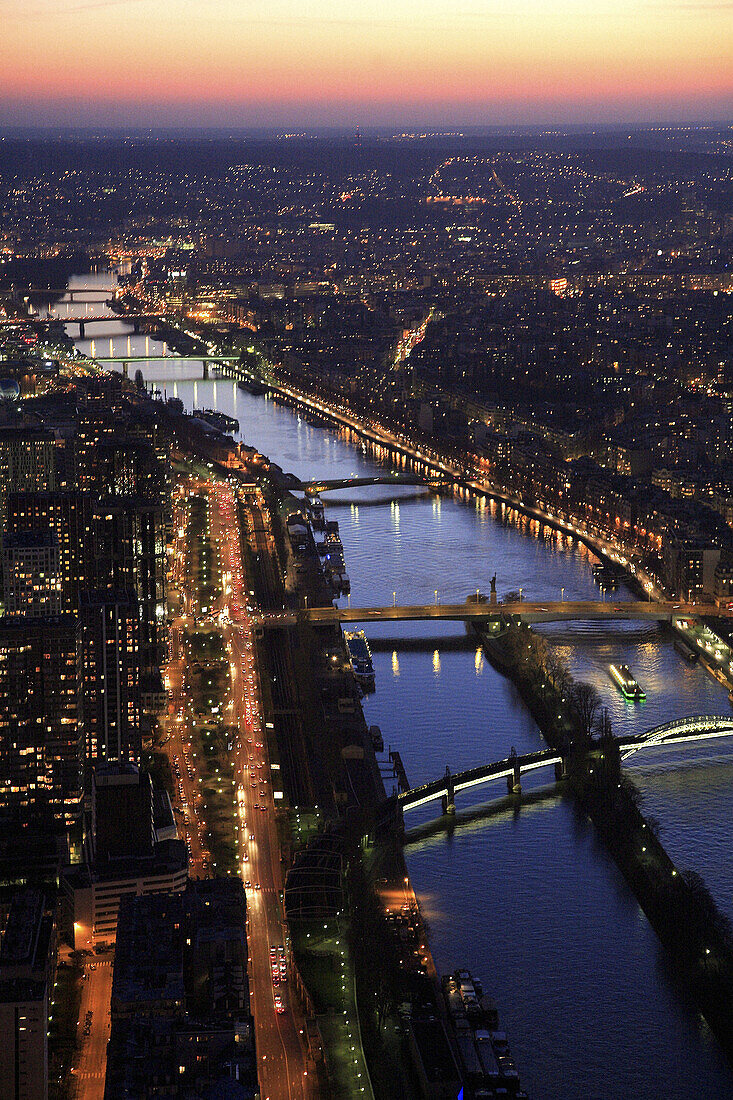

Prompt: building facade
xmin=0 ymin=615 xmax=83 ymax=827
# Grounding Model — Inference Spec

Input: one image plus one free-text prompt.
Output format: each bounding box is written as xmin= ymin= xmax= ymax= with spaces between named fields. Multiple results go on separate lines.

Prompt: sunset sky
xmin=0 ymin=0 xmax=731 ymax=128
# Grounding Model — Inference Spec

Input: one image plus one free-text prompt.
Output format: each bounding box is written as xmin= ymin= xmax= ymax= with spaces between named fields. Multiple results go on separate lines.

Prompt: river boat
xmin=674 ymin=637 xmax=698 ymax=664
xmin=306 ymin=495 xmax=326 ymax=529
xmin=237 ymin=377 xmax=266 ymax=395
xmin=323 ymin=530 xmax=343 ymax=553
xmin=192 ymin=408 xmax=239 ymax=434
xmin=286 ymin=511 xmax=309 ymax=553
xmin=369 ymin=725 xmax=384 ymax=752
xmin=344 ymin=630 xmax=375 ymax=690
xmin=593 ymin=562 xmax=620 ymax=590
xmin=442 ymin=970 xmax=527 ymax=1098
xmin=610 ymin=663 xmax=646 ymax=701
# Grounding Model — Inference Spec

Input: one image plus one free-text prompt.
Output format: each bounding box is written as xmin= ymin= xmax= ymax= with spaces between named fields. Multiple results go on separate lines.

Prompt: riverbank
xmin=250 ymin=365 xmax=660 ymax=598
xmin=254 ymin=376 xmax=733 ymax=711
xmin=476 ymin=616 xmax=733 ymax=1065
xmin=243 ymin=399 xmax=733 ymax=1092
xmin=258 ymin=474 xmax=482 ymax=1098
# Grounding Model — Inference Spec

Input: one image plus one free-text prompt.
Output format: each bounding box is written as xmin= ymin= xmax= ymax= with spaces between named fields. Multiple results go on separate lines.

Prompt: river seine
xmin=61 ymin=275 xmax=733 ymax=1098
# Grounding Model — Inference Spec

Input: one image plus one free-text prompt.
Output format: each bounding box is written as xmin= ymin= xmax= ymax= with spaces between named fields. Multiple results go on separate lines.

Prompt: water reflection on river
xmin=64 ymin=275 xmax=733 ymax=1097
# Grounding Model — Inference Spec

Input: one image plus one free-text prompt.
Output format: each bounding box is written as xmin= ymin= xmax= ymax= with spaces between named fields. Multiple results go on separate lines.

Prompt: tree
xmin=568 ymin=681 xmax=601 ymax=743
xmin=595 ymin=706 xmax=613 ymax=742
xmin=545 ymin=648 xmax=572 ymax=698
xmin=524 ymin=633 xmax=549 ymax=686
xmin=375 ymin=975 xmax=396 ymax=1032
xmin=503 ymin=625 xmax=529 ymax=666
xmin=682 ymin=869 xmax=732 ymax=944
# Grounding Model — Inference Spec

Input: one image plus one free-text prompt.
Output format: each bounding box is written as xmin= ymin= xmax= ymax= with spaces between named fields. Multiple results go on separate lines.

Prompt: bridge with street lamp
xmin=397 ymin=715 xmax=733 ymax=818
xmin=257 ymin=598 xmax=728 ymax=628
xmin=0 ymin=311 xmax=164 ymax=338
xmin=298 ymin=473 xmax=448 ymax=494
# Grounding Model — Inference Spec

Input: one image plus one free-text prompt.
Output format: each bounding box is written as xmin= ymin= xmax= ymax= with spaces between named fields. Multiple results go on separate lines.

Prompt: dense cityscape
xmin=0 ymin=121 xmax=732 ymax=1100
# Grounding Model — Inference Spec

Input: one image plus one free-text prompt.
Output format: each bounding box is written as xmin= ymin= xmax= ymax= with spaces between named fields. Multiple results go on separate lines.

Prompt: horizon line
xmin=1 ymin=120 xmax=731 ymax=137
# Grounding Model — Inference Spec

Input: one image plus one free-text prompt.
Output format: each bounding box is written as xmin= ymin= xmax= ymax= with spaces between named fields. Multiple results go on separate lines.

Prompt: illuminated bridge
xmin=398 ymin=715 xmax=733 ymax=817
xmin=71 ymin=353 xmax=243 ymax=379
xmin=398 ymin=750 xmax=563 ymax=815
xmin=82 ymin=353 xmax=252 ymax=379
xmin=617 ymin=715 xmax=733 ymax=759
xmin=299 ymin=473 xmax=447 ymax=493
xmin=0 ymin=312 xmax=163 ymax=336
xmin=259 ymin=599 xmax=731 ymax=627
xmin=13 ymin=287 xmax=117 ymax=300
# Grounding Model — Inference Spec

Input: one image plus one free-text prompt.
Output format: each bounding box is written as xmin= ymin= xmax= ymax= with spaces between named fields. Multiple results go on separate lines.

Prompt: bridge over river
xmin=1 ymin=312 xmax=162 ymax=335
xmin=298 ymin=473 xmax=447 ymax=493
xmin=259 ymin=599 xmax=730 ymax=627
xmin=398 ymin=715 xmax=733 ymax=816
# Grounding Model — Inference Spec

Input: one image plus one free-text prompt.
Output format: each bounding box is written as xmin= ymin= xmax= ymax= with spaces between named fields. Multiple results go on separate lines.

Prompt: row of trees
xmin=495 ymin=615 xmax=733 ymax=1052
xmin=500 ymin=617 xmax=611 ymax=748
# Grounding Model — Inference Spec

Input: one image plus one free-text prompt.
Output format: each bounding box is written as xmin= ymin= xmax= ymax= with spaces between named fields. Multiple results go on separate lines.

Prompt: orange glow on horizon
xmin=0 ymin=0 xmax=730 ymax=123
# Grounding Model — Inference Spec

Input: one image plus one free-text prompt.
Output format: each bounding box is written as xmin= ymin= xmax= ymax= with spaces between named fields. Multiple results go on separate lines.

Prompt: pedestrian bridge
xmin=398 ymin=715 xmax=733 ymax=816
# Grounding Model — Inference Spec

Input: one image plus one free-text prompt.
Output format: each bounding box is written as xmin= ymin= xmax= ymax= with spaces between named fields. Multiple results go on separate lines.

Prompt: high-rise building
xmin=80 ymin=589 xmax=141 ymax=765
xmin=86 ymin=439 xmax=166 ymax=502
xmin=0 ymin=889 xmax=56 ymax=1100
xmin=62 ymin=763 xmax=187 ymax=949
xmin=105 ymin=879 xmax=258 ymax=1098
xmin=0 ymin=615 xmax=83 ymax=827
xmin=6 ymin=428 xmax=167 ymax=670
xmin=0 ymin=427 xmax=71 ymax=526
xmin=89 ymin=499 xmax=167 ymax=670
xmin=0 ymin=428 xmax=71 ymax=595
xmin=2 ymin=531 xmax=62 ymax=616
xmin=73 ymin=412 xmax=118 ymax=492
xmin=6 ymin=491 xmax=92 ymax=612
xmin=91 ymin=762 xmax=155 ymax=863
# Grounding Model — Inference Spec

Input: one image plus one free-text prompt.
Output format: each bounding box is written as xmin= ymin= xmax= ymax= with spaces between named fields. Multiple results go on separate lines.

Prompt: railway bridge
xmin=398 ymin=715 xmax=733 ymax=817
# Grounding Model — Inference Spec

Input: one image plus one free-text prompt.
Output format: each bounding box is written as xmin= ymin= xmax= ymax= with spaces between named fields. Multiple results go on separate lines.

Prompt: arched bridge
xmin=618 ymin=714 xmax=733 ymax=759
xmin=14 ymin=287 xmax=117 ymax=299
xmin=398 ymin=715 xmax=733 ymax=816
xmin=300 ymin=473 xmax=447 ymax=494
xmin=2 ymin=312 xmax=161 ymax=326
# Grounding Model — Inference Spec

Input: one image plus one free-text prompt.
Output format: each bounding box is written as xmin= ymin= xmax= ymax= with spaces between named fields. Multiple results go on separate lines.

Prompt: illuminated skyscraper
xmin=0 ymin=615 xmax=83 ymax=827
xmin=2 ymin=531 xmax=62 ymax=616
xmin=80 ymin=589 xmax=141 ymax=765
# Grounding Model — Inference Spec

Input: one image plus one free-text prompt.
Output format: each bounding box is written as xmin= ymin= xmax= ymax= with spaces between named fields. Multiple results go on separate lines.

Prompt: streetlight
xmin=393 ymin=591 xmax=396 ymax=607
xmin=561 ymin=587 xmax=565 ymax=602
xmin=434 ymin=590 xmax=438 ymax=606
